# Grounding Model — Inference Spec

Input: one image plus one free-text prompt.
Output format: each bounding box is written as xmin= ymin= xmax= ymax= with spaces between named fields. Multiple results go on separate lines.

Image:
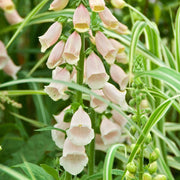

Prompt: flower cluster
xmin=39 ymin=0 xmax=129 ymax=175
xmin=0 ymin=0 xmax=23 ymax=24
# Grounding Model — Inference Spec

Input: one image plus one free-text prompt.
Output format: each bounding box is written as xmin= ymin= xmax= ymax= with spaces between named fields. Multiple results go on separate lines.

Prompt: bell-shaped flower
xmin=116 ymin=51 xmax=128 ymax=64
xmin=0 ymin=0 xmax=14 ymax=11
xmin=109 ymin=38 xmax=125 ymax=54
xmin=90 ymin=90 xmax=108 ymax=113
xmin=44 ymin=67 xmax=70 ymax=101
xmin=111 ymin=109 xmax=127 ymax=127
xmin=73 ymin=4 xmax=90 ymax=33
xmin=3 ymin=58 xmax=20 ymax=79
xmin=99 ymin=7 xmax=119 ymax=29
xmin=60 ymin=138 xmax=88 ymax=175
xmin=95 ymin=31 xmax=117 ymax=64
xmin=0 ymin=41 xmax=9 ymax=69
xmin=110 ymin=64 xmax=129 ymax=90
xmin=4 ymin=9 xmax=23 ymax=25
xmin=102 ymin=82 xmax=128 ymax=110
xmin=49 ymin=0 xmax=69 ymax=11
xmin=95 ymin=134 xmax=110 ymax=151
xmin=51 ymin=121 xmax=70 ymax=149
xmin=111 ymin=0 xmax=125 ymax=9
xmin=86 ymin=52 xmax=109 ymax=89
xmin=39 ymin=22 xmax=62 ymax=52
xmin=67 ymin=106 xmax=94 ymax=146
xmin=115 ymin=22 xmax=129 ymax=35
xmin=89 ymin=0 xmax=105 ymax=12
xmin=100 ymin=117 xmax=121 ymax=145
xmin=46 ymin=40 xmax=65 ymax=69
xmin=63 ymin=31 xmax=81 ymax=64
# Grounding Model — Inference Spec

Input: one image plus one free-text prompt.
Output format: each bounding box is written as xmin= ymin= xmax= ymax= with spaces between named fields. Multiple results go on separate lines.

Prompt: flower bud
xmin=145 ymin=133 xmax=152 ymax=144
xmin=49 ymin=0 xmax=69 ymax=11
xmin=148 ymin=161 xmax=157 ymax=174
xmin=89 ymin=0 xmax=105 ymax=12
xmin=111 ymin=0 xmax=125 ymax=9
xmin=126 ymin=171 xmax=135 ymax=180
xmin=116 ymin=52 xmax=128 ymax=64
xmin=143 ymin=173 xmax=152 ymax=180
xmin=149 ymin=148 xmax=160 ymax=162
xmin=153 ymin=175 xmax=166 ymax=180
xmin=73 ymin=4 xmax=90 ymax=33
xmin=115 ymin=22 xmax=129 ymax=35
xmin=126 ymin=161 xmax=137 ymax=174
xmin=130 ymin=126 xmax=136 ymax=135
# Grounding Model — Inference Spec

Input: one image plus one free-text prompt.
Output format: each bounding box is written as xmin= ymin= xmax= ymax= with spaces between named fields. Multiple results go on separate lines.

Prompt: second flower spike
xmin=73 ymin=4 xmax=90 ymax=33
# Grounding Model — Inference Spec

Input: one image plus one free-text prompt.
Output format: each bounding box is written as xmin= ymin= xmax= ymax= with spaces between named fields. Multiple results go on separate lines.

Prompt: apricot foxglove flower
xmin=90 ymin=90 xmax=108 ymax=113
xmin=51 ymin=121 xmax=70 ymax=149
xmin=95 ymin=134 xmax=110 ymax=151
xmin=95 ymin=31 xmax=117 ymax=64
xmin=86 ymin=52 xmax=109 ymax=89
xmin=111 ymin=109 xmax=127 ymax=127
xmin=100 ymin=117 xmax=121 ymax=145
xmin=39 ymin=22 xmax=62 ymax=52
xmin=53 ymin=106 xmax=70 ymax=123
xmin=67 ymin=106 xmax=94 ymax=146
xmin=115 ymin=22 xmax=129 ymax=35
xmin=0 ymin=41 xmax=9 ymax=69
xmin=102 ymin=82 xmax=128 ymax=110
xmin=4 ymin=9 xmax=23 ymax=24
xmin=44 ymin=67 xmax=70 ymax=101
xmin=49 ymin=0 xmax=69 ymax=11
xmin=46 ymin=40 xmax=65 ymax=69
xmin=99 ymin=7 xmax=119 ymax=29
xmin=0 ymin=0 xmax=14 ymax=11
xmin=60 ymin=138 xmax=88 ymax=175
xmin=110 ymin=64 xmax=129 ymax=90
xmin=89 ymin=0 xmax=105 ymax=12
xmin=116 ymin=52 xmax=128 ymax=64
xmin=3 ymin=58 xmax=20 ymax=79
xmin=111 ymin=0 xmax=125 ymax=9
xmin=109 ymin=38 xmax=125 ymax=54
xmin=63 ymin=31 xmax=81 ymax=64
xmin=73 ymin=4 xmax=90 ymax=33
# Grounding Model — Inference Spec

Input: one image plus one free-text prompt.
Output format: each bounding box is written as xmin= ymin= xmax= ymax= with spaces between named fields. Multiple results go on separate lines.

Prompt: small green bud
xmin=126 ymin=171 xmax=135 ymax=180
xmin=153 ymin=174 xmax=166 ymax=180
xmin=145 ymin=133 xmax=152 ymax=144
xmin=136 ymin=96 xmax=141 ymax=104
xmin=126 ymin=161 xmax=137 ymax=173
xmin=143 ymin=173 xmax=152 ymax=180
xmin=129 ymin=99 xmax=136 ymax=106
xmin=149 ymin=148 xmax=160 ymax=162
xmin=132 ymin=91 xmax=136 ymax=97
xmin=135 ymin=89 xmax=140 ymax=95
xmin=132 ymin=82 xmax=137 ymax=88
xmin=148 ymin=161 xmax=157 ymax=174
xmin=130 ymin=126 xmax=136 ymax=135
xmin=132 ymin=115 xmax=137 ymax=121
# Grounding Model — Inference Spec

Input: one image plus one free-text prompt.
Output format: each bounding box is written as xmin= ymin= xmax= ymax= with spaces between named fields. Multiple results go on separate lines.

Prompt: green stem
xmin=88 ymin=108 xmax=95 ymax=175
xmin=65 ymin=172 xmax=72 ymax=180
xmin=76 ymin=33 xmax=85 ymax=103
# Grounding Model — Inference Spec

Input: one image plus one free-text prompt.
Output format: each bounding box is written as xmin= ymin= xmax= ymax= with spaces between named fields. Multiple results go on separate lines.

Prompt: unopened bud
xmin=130 ymin=126 xmax=136 ymax=135
xmin=148 ymin=161 xmax=157 ymax=174
xmin=153 ymin=174 xmax=166 ymax=180
xmin=129 ymin=99 xmax=136 ymax=106
xmin=143 ymin=173 xmax=152 ymax=180
xmin=126 ymin=161 xmax=137 ymax=173
xmin=149 ymin=148 xmax=160 ymax=162
xmin=145 ymin=133 xmax=152 ymax=144
xmin=126 ymin=171 xmax=135 ymax=180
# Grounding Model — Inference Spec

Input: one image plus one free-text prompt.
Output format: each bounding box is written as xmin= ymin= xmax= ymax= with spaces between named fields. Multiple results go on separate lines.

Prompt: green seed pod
xmin=126 ymin=171 xmax=135 ymax=180
xmin=149 ymin=148 xmax=160 ymax=162
xmin=143 ymin=173 xmax=152 ymax=180
xmin=126 ymin=161 xmax=137 ymax=173
xmin=148 ymin=161 xmax=157 ymax=174
xmin=130 ymin=126 xmax=136 ymax=135
xmin=153 ymin=174 xmax=167 ymax=180
xmin=145 ymin=133 xmax=152 ymax=144
xmin=129 ymin=99 xmax=136 ymax=106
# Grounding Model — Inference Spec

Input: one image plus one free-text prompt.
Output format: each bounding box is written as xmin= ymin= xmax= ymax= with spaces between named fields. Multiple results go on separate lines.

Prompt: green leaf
xmin=35 ymin=126 xmax=66 ymax=133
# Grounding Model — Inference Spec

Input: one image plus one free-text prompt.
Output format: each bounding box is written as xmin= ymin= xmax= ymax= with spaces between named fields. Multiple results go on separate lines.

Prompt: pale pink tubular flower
xmin=116 ymin=52 xmax=128 ymax=64
xmin=102 ymin=82 xmax=128 ymax=110
xmin=115 ymin=22 xmax=129 ymax=35
xmin=111 ymin=0 xmax=125 ymax=9
xmin=99 ymin=7 xmax=119 ymax=29
xmin=63 ymin=31 xmax=81 ymax=64
xmin=4 ymin=9 xmax=23 ymax=25
xmin=3 ymin=58 xmax=21 ymax=79
xmin=86 ymin=52 xmax=109 ymax=89
xmin=109 ymin=38 xmax=125 ymax=54
xmin=60 ymin=138 xmax=88 ymax=175
xmin=49 ymin=0 xmax=69 ymax=11
xmin=110 ymin=64 xmax=129 ymax=90
xmin=111 ymin=109 xmax=127 ymax=127
xmin=95 ymin=31 xmax=117 ymax=64
xmin=67 ymin=106 xmax=94 ymax=146
xmin=39 ymin=22 xmax=62 ymax=52
xmin=44 ymin=67 xmax=70 ymax=101
xmin=0 ymin=0 xmax=14 ymax=11
xmin=100 ymin=117 xmax=121 ymax=145
xmin=90 ymin=90 xmax=108 ymax=113
xmin=73 ymin=4 xmax=90 ymax=33
xmin=51 ymin=121 xmax=70 ymax=149
xmin=89 ymin=0 xmax=105 ymax=12
xmin=0 ymin=41 xmax=9 ymax=69
xmin=95 ymin=134 xmax=110 ymax=151
xmin=46 ymin=40 xmax=65 ymax=69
